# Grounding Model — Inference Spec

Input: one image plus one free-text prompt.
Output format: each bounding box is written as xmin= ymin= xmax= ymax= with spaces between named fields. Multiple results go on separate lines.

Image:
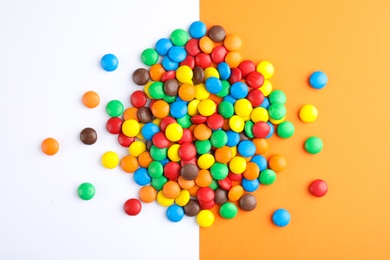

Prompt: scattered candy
xmin=41 ymin=137 xmax=59 ymax=155
xmin=78 ymin=182 xmax=95 ymax=200
xmin=101 ymin=53 xmax=118 ymax=72
xmin=304 ymin=136 xmax=323 ymax=154
xmin=80 ymin=127 xmax=97 ymax=145
xmin=276 ymin=121 xmax=295 ymax=138
xmin=82 ymin=91 xmax=100 ymax=108
xmin=272 ymin=208 xmax=290 ymax=227
xmin=309 ymin=179 xmax=328 ymax=197
xmin=299 ymin=104 xmax=318 ymax=123
xmin=124 ymin=198 xmax=142 ymax=216
xmin=309 ymin=71 xmax=328 ymax=89
xmin=239 ymin=193 xmax=257 ymax=211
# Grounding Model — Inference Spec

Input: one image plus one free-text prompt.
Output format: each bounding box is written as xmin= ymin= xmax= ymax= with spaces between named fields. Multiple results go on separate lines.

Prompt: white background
xmin=0 ymin=0 xmax=199 ymax=259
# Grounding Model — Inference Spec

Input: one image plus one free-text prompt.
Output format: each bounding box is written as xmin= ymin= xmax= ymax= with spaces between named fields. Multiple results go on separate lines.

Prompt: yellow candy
xmin=229 ymin=115 xmax=245 ymax=132
xmin=259 ymin=79 xmax=273 ymax=96
xmin=157 ymin=190 xmax=174 ymax=207
xmin=299 ymin=104 xmax=318 ymax=123
xmin=198 ymin=99 xmax=216 ymax=116
xmin=230 ymin=146 xmax=237 ymax=157
xmin=143 ymin=81 xmax=154 ymax=99
xmin=101 ymin=151 xmax=119 ymax=169
xmin=234 ymin=99 xmax=253 ymax=118
xmin=176 ymin=65 xmax=193 ymax=84
xmin=269 ymin=116 xmax=285 ymax=125
xmin=251 ymin=107 xmax=269 ymax=123
xmin=136 ymin=123 xmax=145 ymax=140
xmin=122 ymin=119 xmax=140 ymax=137
xmin=195 ymin=84 xmax=210 ymax=100
xmin=256 ymin=61 xmax=274 ymax=79
xmin=165 ymin=123 xmax=183 ymax=142
xmin=204 ymin=67 xmax=220 ymax=80
xmin=168 ymin=144 xmax=181 ymax=162
xmin=196 ymin=210 xmax=215 ymax=228
xmin=129 ymin=140 xmax=146 ymax=157
xmin=187 ymin=99 xmax=200 ymax=116
xmin=152 ymin=118 xmax=161 ymax=127
xmin=229 ymin=156 xmax=247 ymax=174
xmin=175 ymin=189 xmax=190 ymax=206
xmin=197 ymin=154 xmax=215 ymax=170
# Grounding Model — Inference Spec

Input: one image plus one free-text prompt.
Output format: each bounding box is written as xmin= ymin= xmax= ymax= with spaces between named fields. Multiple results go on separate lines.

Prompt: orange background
xmin=200 ymin=0 xmax=390 ymax=259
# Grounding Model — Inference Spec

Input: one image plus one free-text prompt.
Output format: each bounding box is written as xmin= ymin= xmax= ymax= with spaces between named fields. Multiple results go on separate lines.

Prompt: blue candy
xmin=141 ymin=123 xmax=160 ymax=141
xmin=309 ymin=71 xmax=327 ymax=89
xmin=155 ymin=38 xmax=173 ymax=56
xmin=217 ymin=62 xmax=231 ymax=80
xmin=101 ymin=53 xmax=118 ymax=72
xmin=166 ymin=204 xmax=184 ymax=222
xmin=238 ymin=140 xmax=256 ymax=157
xmin=226 ymin=130 xmax=240 ymax=147
xmin=272 ymin=208 xmax=291 ymax=227
xmin=133 ymin=168 xmax=151 ymax=186
xmin=230 ymin=82 xmax=249 ymax=99
xmin=251 ymin=155 xmax=267 ymax=171
xmin=223 ymin=94 xmax=237 ymax=105
xmin=242 ymin=178 xmax=260 ymax=192
xmin=168 ymin=46 xmax=187 ymax=62
xmin=170 ymin=101 xmax=188 ymax=118
xmin=189 ymin=21 xmax=207 ymax=39
xmin=260 ymin=97 xmax=270 ymax=109
xmin=265 ymin=122 xmax=274 ymax=139
xmin=162 ymin=56 xmax=178 ymax=71
xmin=205 ymin=77 xmax=222 ymax=94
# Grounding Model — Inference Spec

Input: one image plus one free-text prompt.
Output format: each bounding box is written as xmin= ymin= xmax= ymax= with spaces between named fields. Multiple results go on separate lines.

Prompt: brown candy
xmin=214 ymin=187 xmax=228 ymax=205
xmin=164 ymin=79 xmax=180 ymax=96
xmin=80 ymin=127 xmax=97 ymax=145
xmin=240 ymin=132 xmax=250 ymax=141
xmin=192 ymin=66 xmax=204 ymax=85
xmin=183 ymin=199 xmax=200 ymax=216
xmin=132 ymin=68 xmax=150 ymax=85
xmin=180 ymin=164 xmax=199 ymax=180
xmin=137 ymin=107 xmax=153 ymax=123
xmin=208 ymin=25 xmax=226 ymax=43
xmin=145 ymin=140 xmax=153 ymax=151
xmin=238 ymin=193 xmax=257 ymax=211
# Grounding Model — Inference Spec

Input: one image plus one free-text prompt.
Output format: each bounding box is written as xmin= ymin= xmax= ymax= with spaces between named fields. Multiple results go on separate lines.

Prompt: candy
xmin=268 ymin=154 xmax=287 ymax=173
xmin=78 ymin=182 xmax=95 ymax=200
xmin=166 ymin=204 xmax=184 ymax=222
xmin=101 ymin=151 xmax=119 ymax=169
xmin=219 ymin=202 xmax=238 ymax=219
xmin=259 ymin=169 xmax=276 ymax=185
xmin=82 ymin=91 xmax=100 ymax=108
xmin=106 ymin=117 xmax=122 ymax=134
xmin=101 ymin=53 xmax=118 ymax=72
xmin=196 ymin=210 xmax=214 ymax=228
xmin=183 ymin=199 xmax=200 ymax=216
xmin=299 ymin=104 xmax=318 ymax=123
xmin=106 ymin=100 xmax=124 ymax=117
xmin=309 ymin=71 xmax=328 ymax=89
xmin=124 ymin=198 xmax=142 ymax=216
xmin=208 ymin=25 xmax=226 ymax=43
xmin=180 ymin=163 xmax=199 ymax=180
xmin=141 ymin=48 xmax=158 ymax=66
xmin=79 ymin=128 xmax=98 ymax=145
xmin=256 ymin=61 xmax=274 ymax=79
xmin=139 ymin=186 xmax=157 ymax=203
xmin=304 ymin=136 xmax=323 ymax=154
xmin=132 ymin=68 xmax=150 ymax=85
xmin=276 ymin=121 xmax=295 ymax=138
xmin=120 ymin=155 xmax=138 ymax=173
xmin=239 ymin=194 xmax=257 ymax=211
xmin=309 ymin=179 xmax=328 ymax=197
xmin=272 ymin=208 xmax=290 ymax=227
xmin=171 ymin=29 xmax=189 ymax=46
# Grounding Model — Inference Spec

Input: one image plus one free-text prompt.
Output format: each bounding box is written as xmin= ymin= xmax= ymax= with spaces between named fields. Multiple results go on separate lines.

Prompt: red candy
xmin=130 ymin=90 xmax=147 ymax=108
xmin=152 ymin=132 xmax=170 ymax=148
xmin=180 ymin=158 xmax=198 ymax=167
xmin=178 ymin=142 xmax=197 ymax=160
xmin=161 ymin=70 xmax=176 ymax=82
xmin=211 ymin=46 xmax=228 ymax=64
xmin=228 ymin=172 xmax=243 ymax=181
xmin=246 ymin=71 xmax=264 ymax=89
xmin=238 ymin=60 xmax=256 ymax=78
xmin=195 ymin=53 xmax=212 ymax=69
xmin=160 ymin=116 xmax=177 ymax=132
xmin=178 ymin=128 xmax=193 ymax=144
xmin=309 ymin=179 xmax=328 ymax=197
xmin=228 ymin=68 xmax=242 ymax=84
xmin=118 ymin=132 xmax=135 ymax=147
xmin=124 ymin=198 xmax=142 ymax=216
xmin=218 ymin=177 xmax=232 ymax=190
xmin=164 ymin=161 xmax=181 ymax=179
xmin=191 ymin=115 xmax=208 ymax=124
xmin=197 ymin=187 xmax=215 ymax=202
xmin=246 ymin=89 xmax=264 ymax=107
xmin=252 ymin=121 xmax=271 ymax=138
xmin=199 ymin=200 xmax=215 ymax=210
xmin=206 ymin=113 xmax=224 ymax=130
xmin=185 ymin=38 xmax=201 ymax=56
xmin=106 ymin=117 xmax=123 ymax=134
xmin=180 ymin=55 xmax=195 ymax=69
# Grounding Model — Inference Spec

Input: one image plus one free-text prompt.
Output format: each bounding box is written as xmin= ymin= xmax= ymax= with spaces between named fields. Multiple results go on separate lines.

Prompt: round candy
xmin=241 ymin=178 xmax=259 ymax=192
xmin=78 ymin=182 xmax=95 ymax=200
xmin=208 ymin=25 xmax=226 ymax=42
xmin=252 ymin=121 xmax=270 ymax=138
xmin=180 ymin=163 xmax=199 ymax=180
xmin=277 ymin=121 xmax=295 ymax=138
xmin=155 ymin=38 xmax=173 ymax=56
xmin=184 ymin=199 xmax=200 ymax=216
xmin=230 ymin=82 xmax=248 ymax=99
xmin=198 ymin=99 xmax=216 ymax=116
xmin=134 ymin=167 xmax=152 ymax=186
xmin=166 ymin=204 xmax=184 ymax=222
xmin=259 ymin=169 xmax=276 ymax=185
xmin=219 ymin=202 xmax=238 ymax=219
xmin=80 ymin=127 xmax=97 ymax=145
xmin=268 ymin=154 xmax=287 ymax=173
xmin=272 ymin=208 xmax=290 ymax=227
xmin=41 ymin=137 xmax=59 ymax=155
xmin=299 ymin=104 xmax=318 ymax=123
xmin=304 ymin=136 xmax=323 ymax=154
xmin=122 ymin=119 xmax=140 ymax=137
xmin=124 ymin=198 xmax=142 ymax=216
xmin=309 ymin=71 xmax=328 ymax=89
xmin=196 ymin=210 xmax=214 ymax=228
xmin=210 ymin=163 xmax=229 ymax=180
xmin=256 ymin=61 xmax=274 ymax=79
xmin=101 ymin=53 xmax=118 ymax=72
xmin=106 ymin=100 xmax=124 ymax=117
xmin=229 ymin=156 xmax=246 ymax=174
xmin=224 ymin=34 xmax=242 ymax=51
xmin=268 ymin=102 xmax=286 ymax=120
xmin=164 ymin=79 xmax=180 ymax=96
xmin=239 ymin=193 xmax=257 ymax=211
xmin=309 ymin=179 xmax=328 ymax=197
xmin=205 ymin=77 xmax=222 ymax=94
xmin=176 ymin=65 xmax=193 ymax=84
xmin=130 ymin=90 xmax=147 ymax=108
xmin=269 ymin=90 xmax=287 ymax=104
xmin=238 ymin=140 xmax=256 ymax=157
xmin=101 ymin=151 xmax=119 ymax=169
xmin=141 ymin=48 xmax=158 ymax=66
xmin=165 ymin=123 xmax=184 ymax=142
xmin=229 ymin=115 xmax=245 ymax=133
xmin=82 ymin=91 xmax=100 ymax=108
xmin=139 ymin=186 xmax=157 ymax=203
xmin=169 ymin=46 xmax=187 ymax=63
xmin=171 ymin=29 xmax=189 ymax=46
xmin=106 ymin=117 xmax=122 ymax=134
xmin=189 ymin=21 xmax=207 ymax=39
xmin=132 ymin=68 xmax=150 ymax=85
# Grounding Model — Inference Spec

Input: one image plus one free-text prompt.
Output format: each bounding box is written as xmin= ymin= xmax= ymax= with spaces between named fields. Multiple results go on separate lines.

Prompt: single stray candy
xmin=309 ymin=179 xmax=328 ymax=197
xmin=101 ymin=53 xmax=118 ymax=72
xmin=272 ymin=208 xmax=290 ymax=227
xmin=82 ymin=91 xmax=100 ymax=108
xmin=304 ymin=136 xmax=323 ymax=154
xmin=309 ymin=71 xmax=327 ymax=89
xmin=124 ymin=198 xmax=142 ymax=216
xmin=78 ymin=182 xmax=95 ymax=200
xmin=299 ymin=104 xmax=318 ymax=123
xmin=80 ymin=127 xmax=97 ymax=145
xmin=238 ymin=193 xmax=257 ymax=211
xmin=41 ymin=137 xmax=59 ymax=155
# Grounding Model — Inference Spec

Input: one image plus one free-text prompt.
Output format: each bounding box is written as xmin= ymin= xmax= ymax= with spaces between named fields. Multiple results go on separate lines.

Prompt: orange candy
xmin=138 ymin=151 xmax=154 ymax=168
xmin=215 ymin=146 xmax=233 ymax=164
xmin=199 ymin=36 xmax=215 ymax=54
xmin=120 ymin=155 xmax=139 ymax=173
xmin=188 ymin=185 xmax=200 ymax=197
xmin=225 ymin=51 xmax=243 ymax=68
xmin=178 ymin=83 xmax=196 ymax=101
xmin=162 ymin=181 xmax=181 ymax=199
xmin=228 ymin=185 xmax=244 ymax=202
xmin=243 ymin=162 xmax=260 ymax=180
xmin=224 ymin=34 xmax=242 ymax=51
xmin=149 ymin=64 xmax=166 ymax=81
xmin=268 ymin=154 xmax=287 ymax=173
xmin=151 ymin=100 xmax=170 ymax=118
xmin=208 ymin=94 xmax=223 ymax=105
xmin=41 ymin=137 xmax=59 ymax=155
xmin=139 ymin=186 xmax=157 ymax=203
xmin=177 ymin=176 xmax=195 ymax=190
xmin=82 ymin=91 xmax=100 ymax=108
xmin=193 ymin=124 xmax=212 ymax=140
xmin=252 ymin=138 xmax=268 ymax=155
xmin=195 ymin=169 xmax=213 ymax=187
xmin=123 ymin=107 xmax=139 ymax=121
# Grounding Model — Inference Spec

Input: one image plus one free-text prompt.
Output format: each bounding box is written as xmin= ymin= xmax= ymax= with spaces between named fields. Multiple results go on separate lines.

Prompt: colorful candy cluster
xmin=41 ymin=21 xmax=329 ymax=228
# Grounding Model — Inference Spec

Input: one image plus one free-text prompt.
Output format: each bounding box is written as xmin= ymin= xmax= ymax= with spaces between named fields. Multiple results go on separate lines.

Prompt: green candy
xmin=149 ymin=81 xmax=165 ymax=100
xmin=210 ymin=130 xmax=228 ymax=148
xmin=78 ymin=182 xmax=95 ymax=200
xmin=195 ymin=140 xmax=212 ymax=155
xmin=219 ymin=202 xmax=238 ymax=219
xmin=150 ymin=145 xmax=167 ymax=161
xmin=259 ymin=169 xmax=276 ymax=185
xmin=217 ymin=80 xmax=231 ymax=97
xmin=269 ymin=89 xmax=287 ymax=104
xmin=141 ymin=48 xmax=158 ymax=66
xmin=268 ymin=102 xmax=286 ymax=120
xmin=218 ymin=101 xmax=234 ymax=119
xmin=210 ymin=163 xmax=228 ymax=180
xmin=304 ymin=136 xmax=323 ymax=154
xmin=148 ymin=161 xmax=163 ymax=178
xmin=170 ymin=29 xmax=189 ymax=46
xmin=151 ymin=176 xmax=168 ymax=191
xmin=245 ymin=121 xmax=254 ymax=138
xmin=209 ymin=179 xmax=219 ymax=190
xmin=106 ymin=100 xmax=124 ymax=117
xmin=177 ymin=114 xmax=191 ymax=128
xmin=277 ymin=121 xmax=295 ymax=138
